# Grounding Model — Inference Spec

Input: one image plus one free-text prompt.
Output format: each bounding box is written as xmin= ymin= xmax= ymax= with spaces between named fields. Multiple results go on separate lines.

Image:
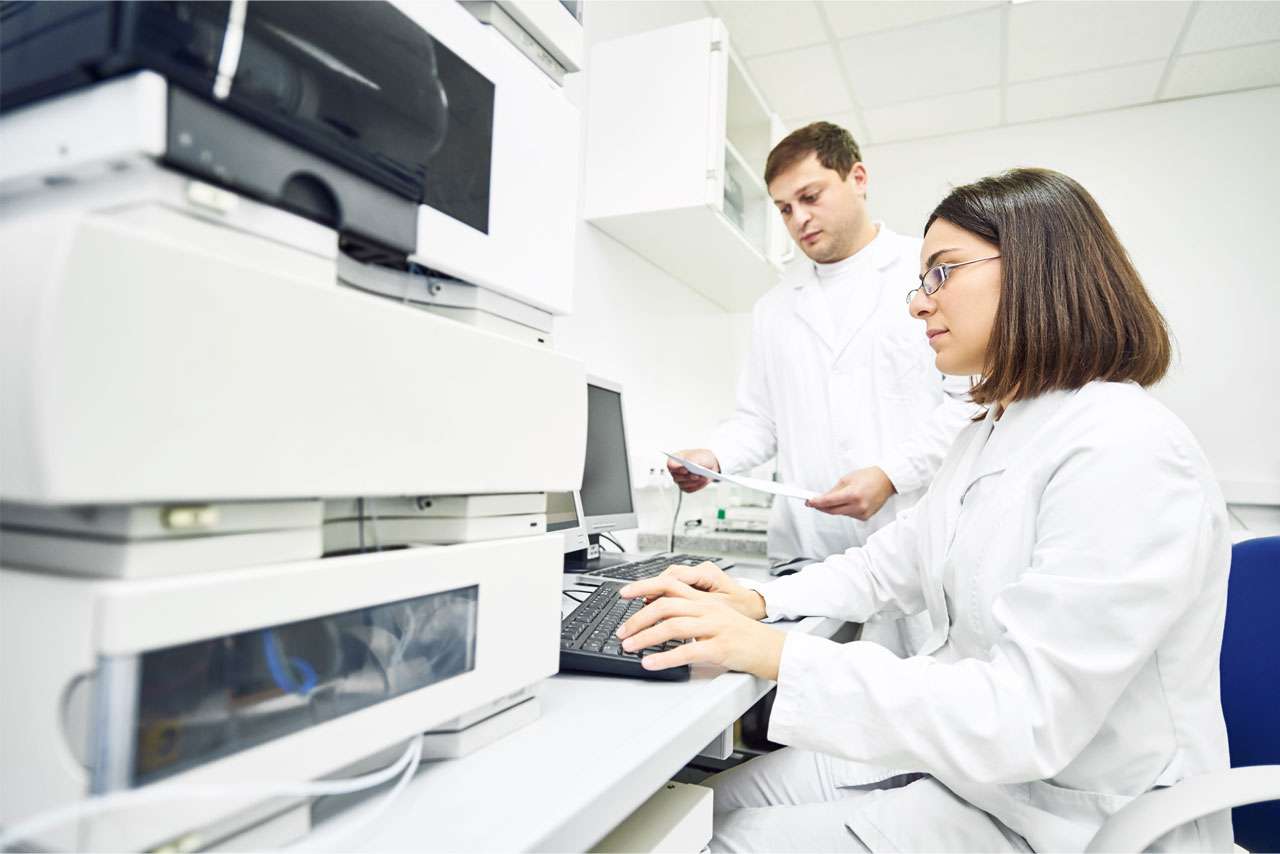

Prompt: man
xmin=669 ymin=122 xmax=976 ymax=653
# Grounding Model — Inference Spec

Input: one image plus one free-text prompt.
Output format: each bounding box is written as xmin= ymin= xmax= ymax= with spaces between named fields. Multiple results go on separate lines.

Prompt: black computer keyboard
xmin=587 ymin=552 xmax=732 ymax=583
xmin=559 ymin=582 xmax=690 ymax=681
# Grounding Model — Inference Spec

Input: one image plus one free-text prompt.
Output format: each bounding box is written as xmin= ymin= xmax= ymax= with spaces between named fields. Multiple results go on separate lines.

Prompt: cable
xmin=0 ymin=736 xmax=423 ymax=852
xmin=562 ymin=590 xmax=588 ymax=603
xmin=288 ymin=735 xmax=423 ymax=852
xmin=355 ymin=497 xmax=382 ymax=553
xmin=670 ymin=488 xmax=683 ymax=552
xmin=598 ymin=532 xmax=624 ymax=552
xmin=367 ymin=496 xmax=381 ymax=553
xmin=358 ymin=496 xmax=366 ymax=551
xmin=262 ymin=629 xmax=318 ymax=695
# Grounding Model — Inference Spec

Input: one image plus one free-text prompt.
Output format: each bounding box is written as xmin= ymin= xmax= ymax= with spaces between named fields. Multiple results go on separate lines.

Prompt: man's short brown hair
xmin=764 ymin=122 xmax=862 ymax=188
xmin=925 ymin=168 xmax=1171 ymax=407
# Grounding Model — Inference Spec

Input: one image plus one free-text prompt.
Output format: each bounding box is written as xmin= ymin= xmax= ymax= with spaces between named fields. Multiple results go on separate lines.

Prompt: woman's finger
xmin=620 ymin=615 xmax=704 ymax=652
xmin=640 ymin=639 xmax=714 ymax=672
xmin=620 ymin=576 xmax=697 ymax=603
xmin=617 ymin=595 xmax=704 ymax=639
xmin=660 ymin=562 xmax=723 ymax=591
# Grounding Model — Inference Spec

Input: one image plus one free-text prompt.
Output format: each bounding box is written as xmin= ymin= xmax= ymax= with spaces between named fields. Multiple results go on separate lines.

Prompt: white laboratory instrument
xmin=0 ymin=1 xmax=587 ymax=849
xmin=0 ymin=537 xmax=561 ymax=852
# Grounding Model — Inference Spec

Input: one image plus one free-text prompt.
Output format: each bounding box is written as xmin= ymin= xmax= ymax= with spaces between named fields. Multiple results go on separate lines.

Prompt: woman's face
xmin=911 ymin=218 xmax=1002 ymax=377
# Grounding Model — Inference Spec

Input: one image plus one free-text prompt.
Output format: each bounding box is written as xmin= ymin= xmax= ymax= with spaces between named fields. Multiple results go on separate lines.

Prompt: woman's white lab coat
xmin=756 ymin=381 xmax=1233 ymax=851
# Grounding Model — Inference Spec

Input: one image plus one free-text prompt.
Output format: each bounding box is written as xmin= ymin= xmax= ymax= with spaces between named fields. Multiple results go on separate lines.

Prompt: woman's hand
xmin=616 ymin=569 xmax=784 ymax=679
xmin=621 ymin=561 xmax=766 ymax=620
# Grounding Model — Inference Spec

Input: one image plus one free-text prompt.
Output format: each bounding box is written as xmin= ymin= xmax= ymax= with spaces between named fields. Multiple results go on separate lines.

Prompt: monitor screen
xmin=546 ymin=491 xmax=580 ymax=532
xmin=579 ymin=382 xmax=635 ymax=521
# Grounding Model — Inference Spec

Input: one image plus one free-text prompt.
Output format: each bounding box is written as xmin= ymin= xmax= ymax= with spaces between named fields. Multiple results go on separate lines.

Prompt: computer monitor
xmin=578 ymin=376 xmax=639 ymax=535
xmin=563 ymin=376 xmax=639 ymax=572
xmin=546 ymin=491 xmax=588 ymax=553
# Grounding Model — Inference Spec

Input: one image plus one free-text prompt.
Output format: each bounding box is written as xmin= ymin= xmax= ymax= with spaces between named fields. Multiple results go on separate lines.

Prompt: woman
xmin=617 ymin=168 xmax=1232 ymax=852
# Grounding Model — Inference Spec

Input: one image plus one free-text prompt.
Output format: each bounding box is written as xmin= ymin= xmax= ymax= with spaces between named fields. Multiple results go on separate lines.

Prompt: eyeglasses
xmin=906 ymin=256 xmax=1000 ymax=303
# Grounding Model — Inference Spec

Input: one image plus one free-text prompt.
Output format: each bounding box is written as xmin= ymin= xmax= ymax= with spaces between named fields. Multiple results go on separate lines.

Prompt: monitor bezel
xmin=579 ymin=374 xmax=639 ymax=535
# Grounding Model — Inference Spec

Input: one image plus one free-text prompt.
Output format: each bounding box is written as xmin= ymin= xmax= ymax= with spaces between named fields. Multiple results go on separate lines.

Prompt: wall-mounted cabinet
xmin=583 ymin=18 xmax=787 ymax=312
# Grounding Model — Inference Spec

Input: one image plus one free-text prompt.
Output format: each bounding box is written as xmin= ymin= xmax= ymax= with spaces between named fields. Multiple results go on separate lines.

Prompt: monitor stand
xmin=563 ymin=534 xmax=634 ymax=574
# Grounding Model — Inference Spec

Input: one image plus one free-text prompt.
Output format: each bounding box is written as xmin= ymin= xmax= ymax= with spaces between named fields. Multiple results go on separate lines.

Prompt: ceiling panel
xmin=709 ymin=0 xmax=827 ymax=57
xmin=1163 ymin=41 xmax=1280 ymax=99
xmin=839 ymin=8 xmax=1003 ymax=107
xmin=1180 ymin=1 xmax=1280 ymax=54
xmin=1008 ymin=1 xmax=1190 ymax=83
xmin=586 ymin=0 xmax=1280 ymax=150
xmin=746 ymin=43 xmax=853 ymax=118
xmin=822 ymin=1 xmax=1000 ymax=40
xmin=1006 ymin=61 xmax=1164 ymax=124
xmin=862 ymin=87 xmax=1001 ymax=143
xmin=583 ymin=0 xmax=712 ymax=45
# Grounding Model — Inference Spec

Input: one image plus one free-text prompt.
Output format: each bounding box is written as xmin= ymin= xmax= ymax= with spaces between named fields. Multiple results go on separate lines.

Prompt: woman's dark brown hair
xmin=926 ymin=168 xmax=1171 ymax=407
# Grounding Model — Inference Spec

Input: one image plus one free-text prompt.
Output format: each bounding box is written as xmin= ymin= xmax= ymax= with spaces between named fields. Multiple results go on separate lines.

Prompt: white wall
xmin=863 ymin=87 xmax=1280 ymax=510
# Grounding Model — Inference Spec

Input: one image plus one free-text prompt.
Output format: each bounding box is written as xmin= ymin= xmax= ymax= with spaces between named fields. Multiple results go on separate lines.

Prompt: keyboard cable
xmin=669 ymin=488 xmax=683 ymax=553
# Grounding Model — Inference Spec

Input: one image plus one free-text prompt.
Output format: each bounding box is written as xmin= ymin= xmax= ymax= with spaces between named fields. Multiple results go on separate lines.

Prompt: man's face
xmin=768 ymin=153 xmax=869 ymax=263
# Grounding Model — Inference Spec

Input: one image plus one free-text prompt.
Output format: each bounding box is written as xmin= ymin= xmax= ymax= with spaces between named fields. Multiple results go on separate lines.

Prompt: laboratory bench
xmin=637 ymin=529 xmax=769 ymax=560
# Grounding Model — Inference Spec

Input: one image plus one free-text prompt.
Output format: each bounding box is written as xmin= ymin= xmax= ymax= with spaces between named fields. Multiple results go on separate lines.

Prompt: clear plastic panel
xmin=232 ymin=2 xmax=494 ymax=229
xmin=128 ymin=585 xmax=478 ymax=785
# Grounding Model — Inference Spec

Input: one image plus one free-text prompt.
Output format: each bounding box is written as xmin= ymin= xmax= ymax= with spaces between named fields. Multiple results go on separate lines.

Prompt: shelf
xmin=589 ymin=204 xmax=780 ymax=312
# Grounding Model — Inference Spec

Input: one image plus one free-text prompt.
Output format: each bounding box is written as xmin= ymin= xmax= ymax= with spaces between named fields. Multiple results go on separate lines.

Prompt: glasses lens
xmin=924 ymin=265 xmax=945 ymax=294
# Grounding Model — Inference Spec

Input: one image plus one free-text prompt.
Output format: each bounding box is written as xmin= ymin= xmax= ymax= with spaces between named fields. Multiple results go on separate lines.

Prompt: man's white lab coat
xmin=710 ymin=225 xmax=975 ymax=562
xmin=757 ymin=382 xmax=1233 ymax=851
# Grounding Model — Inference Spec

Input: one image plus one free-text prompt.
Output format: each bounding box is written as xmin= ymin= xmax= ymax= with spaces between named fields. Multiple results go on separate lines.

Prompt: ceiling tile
xmin=1181 ymin=1 xmax=1280 ymax=53
xmin=746 ymin=44 xmax=853 ymax=119
xmin=1006 ymin=60 xmax=1164 ymax=123
xmin=1162 ymin=41 xmax=1280 ymax=99
xmin=821 ymin=1 xmax=1000 ymax=40
xmin=1008 ymin=1 xmax=1191 ymax=83
xmin=839 ymin=8 xmax=1002 ymax=107
xmin=584 ymin=1 xmax=714 ymax=45
xmin=861 ymin=87 xmax=1001 ymax=144
xmin=708 ymin=0 xmax=827 ymax=58
xmin=783 ymin=110 xmax=871 ymax=147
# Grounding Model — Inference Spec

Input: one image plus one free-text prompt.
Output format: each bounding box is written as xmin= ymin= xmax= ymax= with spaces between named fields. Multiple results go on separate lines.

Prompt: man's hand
xmin=666 ymin=448 xmax=721 ymax=494
xmin=806 ymin=465 xmax=896 ymax=520
xmin=615 ymin=576 xmax=783 ymax=679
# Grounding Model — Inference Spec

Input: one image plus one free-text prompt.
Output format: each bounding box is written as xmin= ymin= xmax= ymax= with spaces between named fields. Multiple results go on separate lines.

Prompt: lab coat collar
xmin=789 ymin=223 xmax=895 ymax=354
xmin=960 ymin=389 xmax=1075 ymax=499
xmin=787 ymin=222 xmax=897 ymax=289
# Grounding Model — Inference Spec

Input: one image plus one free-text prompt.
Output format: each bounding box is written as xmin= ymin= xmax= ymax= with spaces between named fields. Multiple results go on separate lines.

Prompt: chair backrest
xmin=1221 ymin=535 xmax=1280 ymax=851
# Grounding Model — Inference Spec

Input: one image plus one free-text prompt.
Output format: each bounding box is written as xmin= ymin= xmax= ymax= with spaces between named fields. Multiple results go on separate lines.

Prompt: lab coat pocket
xmin=842 ymin=776 xmax=1033 ymax=853
xmin=1008 ymin=778 xmax=1136 ymax=850
xmin=1016 ymin=778 xmax=1134 ymax=821
xmin=871 ymin=332 xmax=926 ymax=402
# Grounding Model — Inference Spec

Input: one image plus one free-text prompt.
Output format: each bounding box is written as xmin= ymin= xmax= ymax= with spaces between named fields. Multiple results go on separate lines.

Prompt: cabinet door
xmin=583 ymin=18 xmax=727 ymax=220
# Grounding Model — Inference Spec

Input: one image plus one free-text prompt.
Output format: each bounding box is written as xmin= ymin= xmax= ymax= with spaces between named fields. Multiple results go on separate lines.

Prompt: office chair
xmin=1087 ymin=535 xmax=1280 ymax=852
